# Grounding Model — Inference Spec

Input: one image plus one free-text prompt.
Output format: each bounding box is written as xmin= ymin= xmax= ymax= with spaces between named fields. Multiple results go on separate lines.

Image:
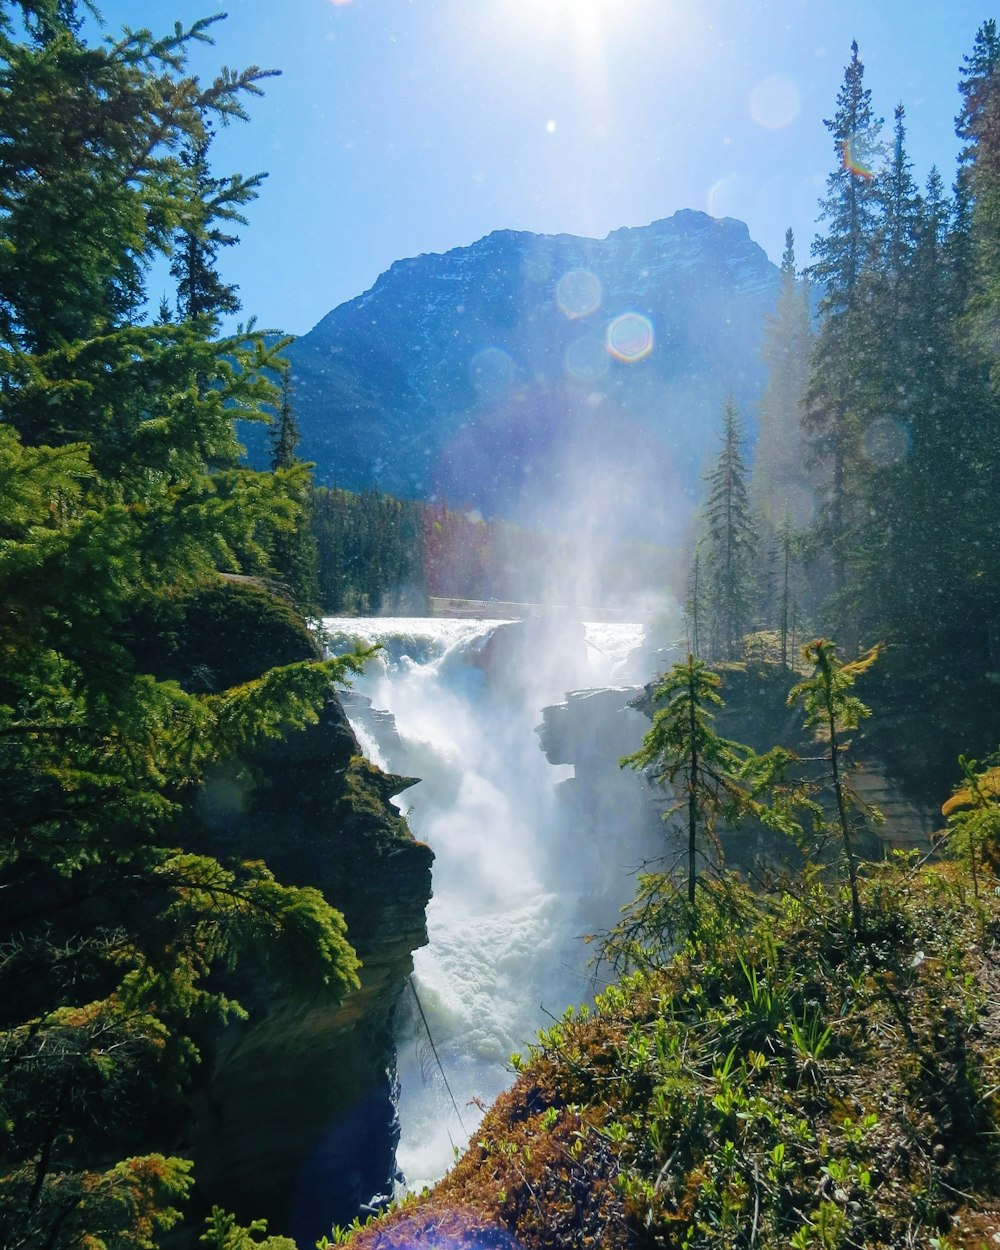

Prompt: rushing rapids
xmin=323 ymin=615 xmax=658 ymax=1191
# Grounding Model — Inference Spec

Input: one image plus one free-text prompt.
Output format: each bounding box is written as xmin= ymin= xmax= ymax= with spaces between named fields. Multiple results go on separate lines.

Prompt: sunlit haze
xmin=96 ymin=1 xmax=993 ymax=334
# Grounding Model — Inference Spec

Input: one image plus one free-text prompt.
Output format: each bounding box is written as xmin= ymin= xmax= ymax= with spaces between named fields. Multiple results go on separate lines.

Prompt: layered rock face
xmin=244 ymin=210 xmax=779 ymax=543
xmin=125 ymin=580 xmax=434 ymax=1243
xmin=191 ymin=698 xmax=433 ymax=1245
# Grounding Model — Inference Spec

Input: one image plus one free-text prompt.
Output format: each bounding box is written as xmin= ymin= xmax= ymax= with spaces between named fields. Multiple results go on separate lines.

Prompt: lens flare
xmin=469 ymin=346 xmax=515 ymax=401
xmin=606 ymin=312 xmax=653 ymax=362
xmin=842 ymin=133 xmax=875 ymax=179
xmin=555 ymin=268 xmax=602 ymax=319
xmin=749 ymin=74 xmax=801 ymax=130
xmin=564 ymin=333 xmax=609 ymax=382
xmin=706 ymin=173 xmax=740 ymax=219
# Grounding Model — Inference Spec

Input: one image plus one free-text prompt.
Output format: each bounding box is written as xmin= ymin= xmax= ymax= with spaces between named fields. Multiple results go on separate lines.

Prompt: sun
xmin=501 ymin=0 xmax=616 ymax=42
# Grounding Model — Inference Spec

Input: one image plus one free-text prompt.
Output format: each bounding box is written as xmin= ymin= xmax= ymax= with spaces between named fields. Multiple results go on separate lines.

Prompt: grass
xmin=343 ymin=858 xmax=1000 ymax=1250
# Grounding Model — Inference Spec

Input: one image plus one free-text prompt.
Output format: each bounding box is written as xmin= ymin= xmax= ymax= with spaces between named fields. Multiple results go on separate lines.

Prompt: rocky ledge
xmin=124 ymin=579 xmax=434 ymax=1244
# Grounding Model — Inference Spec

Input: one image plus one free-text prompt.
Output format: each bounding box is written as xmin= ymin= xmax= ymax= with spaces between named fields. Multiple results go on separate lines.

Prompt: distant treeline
xmin=309 ymin=486 xmax=678 ymax=614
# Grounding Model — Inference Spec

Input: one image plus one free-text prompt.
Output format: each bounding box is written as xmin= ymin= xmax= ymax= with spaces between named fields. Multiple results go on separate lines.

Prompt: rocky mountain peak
xmin=249 ymin=210 xmax=780 ymax=544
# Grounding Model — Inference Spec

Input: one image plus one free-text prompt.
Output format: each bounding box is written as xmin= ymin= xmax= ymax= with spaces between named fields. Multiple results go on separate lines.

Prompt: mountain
xmin=250 ymin=210 xmax=780 ymax=545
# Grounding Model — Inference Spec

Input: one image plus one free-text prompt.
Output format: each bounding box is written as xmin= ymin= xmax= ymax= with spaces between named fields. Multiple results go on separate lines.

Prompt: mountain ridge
xmin=247 ymin=209 xmax=780 ymax=545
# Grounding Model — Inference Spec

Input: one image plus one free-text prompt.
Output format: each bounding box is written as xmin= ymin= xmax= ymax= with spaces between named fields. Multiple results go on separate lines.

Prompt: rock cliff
xmin=123 ymin=579 xmax=434 ymax=1243
xmin=190 ymin=699 xmax=432 ymax=1245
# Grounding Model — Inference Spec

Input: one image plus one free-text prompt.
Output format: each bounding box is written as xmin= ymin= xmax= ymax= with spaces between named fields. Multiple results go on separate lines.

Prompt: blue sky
xmin=97 ymin=1 xmax=997 ymax=335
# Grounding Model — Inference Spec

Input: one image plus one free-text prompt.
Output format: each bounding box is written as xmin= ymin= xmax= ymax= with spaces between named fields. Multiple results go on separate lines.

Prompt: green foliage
xmin=0 ymin=5 xmax=370 ymax=1247
xmin=266 ymin=373 xmax=320 ymax=610
xmin=200 ymin=1206 xmax=298 ymax=1250
xmin=125 ymin=579 xmax=322 ymax=693
xmin=170 ymin=133 xmax=258 ymax=329
xmin=309 ymin=485 xmax=678 ymax=616
xmin=942 ymin=753 xmax=1000 ymax=891
xmin=622 ymin=656 xmax=799 ymax=913
xmin=751 ymin=230 xmax=812 ymax=558
xmin=787 ymin=23 xmax=1000 ymax=796
xmin=364 ymin=862 xmax=1000 ymax=1250
xmin=788 ymin=639 xmax=880 ymax=931
xmin=699 ymin=398 xmax=758 ymax=660
xmin=804 ymin=41 xmax=883 ymax=618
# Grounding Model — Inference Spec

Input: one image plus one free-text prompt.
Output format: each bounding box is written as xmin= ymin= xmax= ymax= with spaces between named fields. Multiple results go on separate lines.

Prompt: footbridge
xmin=426 ymin=596 xmax=641 ymax=623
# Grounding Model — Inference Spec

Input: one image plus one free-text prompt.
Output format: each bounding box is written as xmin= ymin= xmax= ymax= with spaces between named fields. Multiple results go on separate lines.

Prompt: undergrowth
xmin=346 ymin=860 xmax=1000 ymax=1250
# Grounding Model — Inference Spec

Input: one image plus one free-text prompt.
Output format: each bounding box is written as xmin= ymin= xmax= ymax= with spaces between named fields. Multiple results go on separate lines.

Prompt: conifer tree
xmin=845 ymin=103 xmax=924 ymax=641
xmin=805 ymin=41 xmax=883 ymax=619
xmin=622 ymin=657 xmax=798 ymax=912
xmin=0 ymin=6 xmax=364 ymax=1244
xmin=774 ymin=505 xmax=799 ymax=669
xmin=701 ymin=397 xmax=757 ymax=660
xmin=957 ymin=21 xmax=1000 ymax=170
xmin=685 ymin=542 xmax=705 ymax=659
xmin=269 ymin=370 xmax=301 ymax=472
xmin=953 ymin=19 xmax=1000 ymax=303
xmin=267 ymin=372 xmax=320 ymax=611
xmin=948 ymin=22 xmax=1000 ymax=682
xmin=789 ymin=640 xmax=880 ymax=932
xmin=170 ymin=132 xmax=260 ymax=328
xmin=750 ymin=228 xmax=812 ymax=547
xmin=622 ymin=657 xmax=755 ymax=906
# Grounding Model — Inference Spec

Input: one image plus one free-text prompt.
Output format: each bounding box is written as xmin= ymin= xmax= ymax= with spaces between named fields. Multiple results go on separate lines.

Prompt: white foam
xmin=322 ymin=615 xmax=649 ymax=1191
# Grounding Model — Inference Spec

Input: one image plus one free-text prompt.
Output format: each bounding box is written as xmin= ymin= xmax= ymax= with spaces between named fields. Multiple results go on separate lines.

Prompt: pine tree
xmin=805 ymin=41 xmax=883 ymax=620
xmin=751 ymin=228 xmax=812 ymax=546
xmin=701 ymin=397 xmax=757 ymax=660
xmin=0 ymin=7 xmax=363 ymax=1244
xmin=170 ymin=132 xmax=261 ymax=328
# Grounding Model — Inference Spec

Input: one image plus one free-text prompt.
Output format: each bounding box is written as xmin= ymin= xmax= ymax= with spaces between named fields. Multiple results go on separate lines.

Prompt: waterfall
xmin=324 ymin=614 xmax=655 ymax=1192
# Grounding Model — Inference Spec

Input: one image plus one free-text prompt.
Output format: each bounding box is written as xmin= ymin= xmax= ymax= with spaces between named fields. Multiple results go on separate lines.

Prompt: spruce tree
xmin=751 ymin=228 xmax=812 ymax=547
xmin=0 ymin=6 xmax=364 ymax=1243
xmin=955 ymin=26 xmax=1000 ymax=693
xmin=789 ymin=640 xmax=881 ymax=932
xmin=805 ymin=41 xmax=883 ymax=621
xmin=952 ymin=21 xmax=1000 ymax=303
xmin=622 ymin=657 xmax=756 ymax=906
xmin=267 ymin=371 xmax=320 ymax=611
xmin=686 ymin=542 xmax=705 ymax=659
xmin=170 ymin=132 xmax=261 ymax=328
xmin=701 ymin=397 xmax=757 ymax=660
xmin=846 ymin=103 xmax=924 ymax=642
xmin=774 ymin=504 xmax=799 ymax=669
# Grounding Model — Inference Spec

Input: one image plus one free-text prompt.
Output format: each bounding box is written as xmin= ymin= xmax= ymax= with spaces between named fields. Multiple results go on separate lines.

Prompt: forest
xmin=305 ymin=487 xmax=676 ymax=614
xmin=682 ymin=31 xmax=1000 ymax=802
xmin=0 ymin=5 xmax=364 ymax=1247
xmin=3 ymin=1 xmax=1000 ymax=1248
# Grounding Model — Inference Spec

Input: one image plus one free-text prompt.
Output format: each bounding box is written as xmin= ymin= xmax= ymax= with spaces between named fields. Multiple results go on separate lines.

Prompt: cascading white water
xmin=324 ymin=614 xmax=652 ymax=1192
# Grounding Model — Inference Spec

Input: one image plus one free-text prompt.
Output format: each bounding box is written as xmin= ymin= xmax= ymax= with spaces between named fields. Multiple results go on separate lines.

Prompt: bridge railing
xmin=426 ymin=596 xmax=637 ymax=623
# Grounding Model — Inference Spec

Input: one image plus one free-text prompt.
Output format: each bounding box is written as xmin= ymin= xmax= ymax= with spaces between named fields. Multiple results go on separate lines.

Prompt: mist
xmin=325 ymin=614 xmax=664 ymax=1191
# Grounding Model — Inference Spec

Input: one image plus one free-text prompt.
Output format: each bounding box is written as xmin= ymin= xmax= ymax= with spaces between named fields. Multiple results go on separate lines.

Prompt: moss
xmin=336 ymin=755 xmax=417 ymax=842
xmin=350 ymin=862 xmax=1000 ymax=1250
xmin=122 ymin=576 xmax=320 ymax=693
